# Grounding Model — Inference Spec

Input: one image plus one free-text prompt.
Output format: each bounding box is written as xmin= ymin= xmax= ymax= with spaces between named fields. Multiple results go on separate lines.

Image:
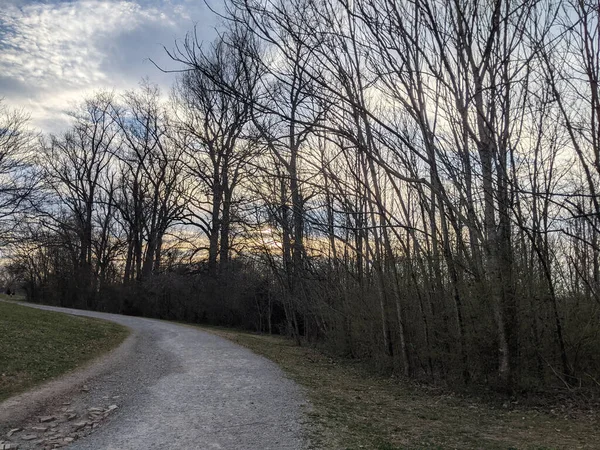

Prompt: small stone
xmin=66 ymin=413 xmax=77 ymax=421
xmin=107 ymin=405 xmax=118 ymax=411
xmin=73 ymin=422 xmax=87 ymax=430
xmin=88 ymin=407 xmax=103 ymax=413
xmin=63 ymin=437 xmax=74 ymax=443
xmin=0 ymin=444 xmax=19 ymax=450
xmin=81 ymin=385 xmax=89 ymax=392
xmin=39 ymin=416 xmax=55 ymax=423
xmin=30 ymin=427 xmax=47 ymax=433
xmin=6 ymin=428 xmax=21 ymax=437
xmin=21 ymin=435 xmax=37 ymax=441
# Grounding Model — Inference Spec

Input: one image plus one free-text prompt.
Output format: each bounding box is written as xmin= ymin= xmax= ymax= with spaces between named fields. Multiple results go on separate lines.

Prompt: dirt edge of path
xmin=0 ymin=316 xmax=136 ymax=427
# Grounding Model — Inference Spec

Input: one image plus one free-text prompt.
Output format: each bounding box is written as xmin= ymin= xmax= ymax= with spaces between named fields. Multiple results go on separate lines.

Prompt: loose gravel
xmin=0 ymin=304 xmax=310 ymax=450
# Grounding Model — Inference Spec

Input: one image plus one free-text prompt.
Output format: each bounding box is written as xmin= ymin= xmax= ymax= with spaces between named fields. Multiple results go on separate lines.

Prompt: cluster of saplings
xmin=2 ymin=0 xmax=600 ymax=394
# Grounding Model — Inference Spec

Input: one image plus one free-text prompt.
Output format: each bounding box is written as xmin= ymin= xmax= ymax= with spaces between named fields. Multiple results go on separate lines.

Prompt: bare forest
xmin=2 ymin=0 xmax=600 ymax=394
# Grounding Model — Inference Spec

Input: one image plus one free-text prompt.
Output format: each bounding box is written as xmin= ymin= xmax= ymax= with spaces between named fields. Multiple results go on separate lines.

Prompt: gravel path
xmin=1 ymin=304 xmax=310 ymax=450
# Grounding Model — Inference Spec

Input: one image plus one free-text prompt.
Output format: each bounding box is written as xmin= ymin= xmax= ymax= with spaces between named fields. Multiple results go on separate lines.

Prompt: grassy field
xmin=0 ymin=299 xmax=129 ymax=402
xmin=207 ymin=327 xmax=600 ymax=450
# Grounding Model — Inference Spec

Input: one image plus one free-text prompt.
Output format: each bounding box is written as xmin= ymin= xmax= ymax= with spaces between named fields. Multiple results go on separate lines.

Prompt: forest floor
xmin=0 ymin=299 xmax=129 ymax=402
xmin=206 ymin=327 xmax=600 ymax=450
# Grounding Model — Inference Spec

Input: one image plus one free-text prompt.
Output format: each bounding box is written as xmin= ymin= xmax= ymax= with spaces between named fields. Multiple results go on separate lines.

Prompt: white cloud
xmin=1 ymin=1 xmax=177 ymax=89
xmin=0 ymin=0 xmax=218 ymax=131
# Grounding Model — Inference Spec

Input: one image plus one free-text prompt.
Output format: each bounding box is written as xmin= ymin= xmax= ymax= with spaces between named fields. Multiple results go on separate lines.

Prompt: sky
xmin=0 ymin=0 xmax=220 ymax=132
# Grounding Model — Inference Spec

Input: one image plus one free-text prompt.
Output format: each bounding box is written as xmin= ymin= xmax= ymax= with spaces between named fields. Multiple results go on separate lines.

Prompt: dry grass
xmin=205 ymin=327 xmax=600 ymax=450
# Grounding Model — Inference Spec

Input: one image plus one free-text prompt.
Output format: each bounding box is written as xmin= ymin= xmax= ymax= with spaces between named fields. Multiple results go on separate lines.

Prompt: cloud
xmin=0 ymin=0 xmax=218 ymax=131
xmin=0 ymin=0 xmax=172 ymax=90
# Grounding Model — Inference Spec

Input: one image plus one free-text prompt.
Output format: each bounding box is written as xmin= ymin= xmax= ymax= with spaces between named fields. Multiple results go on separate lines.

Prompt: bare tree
xmin=171 ymin=29 xmax=260 ymax=276
xmin=112 ymin=82 xmax=186 ymax=282
xmin=0 ymin=100 xmax=36 ymax=241
xmin=38 ymin=92 xmax=118 ymax=306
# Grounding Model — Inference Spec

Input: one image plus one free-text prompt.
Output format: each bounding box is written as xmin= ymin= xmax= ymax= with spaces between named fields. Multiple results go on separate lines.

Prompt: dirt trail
xmin=0 ymin=304 xmax=310 ymax=450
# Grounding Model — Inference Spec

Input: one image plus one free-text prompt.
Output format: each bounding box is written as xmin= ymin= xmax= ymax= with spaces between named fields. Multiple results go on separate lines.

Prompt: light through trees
xmin=3 ymin=0 xmax=600 ymax=393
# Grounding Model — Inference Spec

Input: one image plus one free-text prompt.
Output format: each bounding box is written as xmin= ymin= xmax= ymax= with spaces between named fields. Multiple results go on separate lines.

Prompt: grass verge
xmin=205 ymin=327 xmax=599 ymax=450
xmin=0 ymin=299 xmax=129 ymax=402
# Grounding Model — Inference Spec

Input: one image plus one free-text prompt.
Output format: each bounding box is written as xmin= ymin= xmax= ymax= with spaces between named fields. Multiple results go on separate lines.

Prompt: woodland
xmin=1 ymin=0 xmax=600 ymax=393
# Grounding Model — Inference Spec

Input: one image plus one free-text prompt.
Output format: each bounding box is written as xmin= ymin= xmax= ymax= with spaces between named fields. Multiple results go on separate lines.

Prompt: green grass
xmin=0 ymin=299 xmax=129 ymax=402
xmin=204 ymin=327 xmax=600 ymax=450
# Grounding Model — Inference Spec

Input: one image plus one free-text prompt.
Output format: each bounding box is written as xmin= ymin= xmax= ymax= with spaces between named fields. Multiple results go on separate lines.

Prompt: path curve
xmin=1 ymin=303 xmax=309 ymax=450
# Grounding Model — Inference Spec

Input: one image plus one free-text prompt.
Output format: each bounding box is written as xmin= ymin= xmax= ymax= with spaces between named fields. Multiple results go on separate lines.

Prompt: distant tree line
xmin=2 ymin=0 xmax=600 ymax=393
